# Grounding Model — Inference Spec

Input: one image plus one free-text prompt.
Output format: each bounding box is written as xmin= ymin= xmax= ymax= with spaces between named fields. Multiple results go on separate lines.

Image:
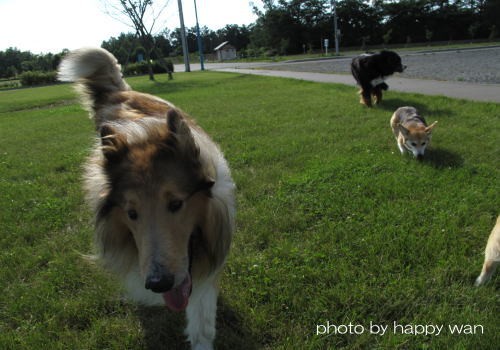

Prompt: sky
xmin=0 ymin=0 xmax=258 ymax=54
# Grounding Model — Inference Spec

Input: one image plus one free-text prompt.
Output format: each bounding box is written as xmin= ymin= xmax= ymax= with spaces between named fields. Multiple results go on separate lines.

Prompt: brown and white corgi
xmin=390 ymin=106 xmax=437 ymax=159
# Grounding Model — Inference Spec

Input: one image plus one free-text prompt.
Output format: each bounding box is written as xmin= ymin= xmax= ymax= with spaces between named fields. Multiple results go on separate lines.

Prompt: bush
xmin=20 ymin=71 xmax=57 ymax=86
xmin=123 ymin=59 xmax=174 ymax=76
xmin=0 ymin=79 xmax=20 ymax=89
xmin=265 ymin=48 xmax=278 ymax=57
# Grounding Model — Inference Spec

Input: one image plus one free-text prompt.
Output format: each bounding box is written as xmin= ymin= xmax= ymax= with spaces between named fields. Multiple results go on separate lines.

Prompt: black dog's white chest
xmin=370 ymin=76 xmax=386 ymax=87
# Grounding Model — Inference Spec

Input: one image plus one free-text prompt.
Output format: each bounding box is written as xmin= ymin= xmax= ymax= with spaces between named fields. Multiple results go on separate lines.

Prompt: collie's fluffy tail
xmin=58 ymin=48 xmax=130 ymax=120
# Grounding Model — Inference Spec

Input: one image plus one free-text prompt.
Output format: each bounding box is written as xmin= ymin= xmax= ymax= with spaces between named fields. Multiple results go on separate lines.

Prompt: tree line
xmin=1 ymin=0 xmax=499 ymax=80
xmin=0 ymin=24 xmax=249 ymax=80
xmin=0 ymin=48 xmax=66 ymax=79
xmin=251 ymin=0 xmax=499 ymax=54
xmin=99 ymin=24 xmax=251 ymax=66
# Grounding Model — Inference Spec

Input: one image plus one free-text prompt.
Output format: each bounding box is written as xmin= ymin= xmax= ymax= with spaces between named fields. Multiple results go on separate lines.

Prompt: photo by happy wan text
xmin=316 ymin=321 xmax=484 ymax=337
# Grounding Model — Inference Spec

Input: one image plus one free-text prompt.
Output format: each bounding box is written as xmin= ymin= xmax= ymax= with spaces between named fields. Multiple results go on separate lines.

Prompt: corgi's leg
xmin=185 ymin=277 xmax=218 ymax=350
xmin=398 ymin=143 xmax=405 ymax=154
xmin=475 ymin=260 xmax=499 ymax=286
xmin=397 ymin=138 xmax=406 ymax=154
xmin=390 ymin=113 xmax=400 ymax=139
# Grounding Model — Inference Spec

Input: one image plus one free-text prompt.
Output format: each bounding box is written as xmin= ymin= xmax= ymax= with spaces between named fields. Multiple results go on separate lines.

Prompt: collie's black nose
xmin=145 ymin=266 xmax=175 ymax=293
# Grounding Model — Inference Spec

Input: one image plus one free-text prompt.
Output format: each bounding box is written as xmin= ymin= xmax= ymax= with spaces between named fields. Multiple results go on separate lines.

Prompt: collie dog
xmin=475 ymin=216 xmax=500 ymax=286
xmin=58 ymin=48 xmax=235 ymax=349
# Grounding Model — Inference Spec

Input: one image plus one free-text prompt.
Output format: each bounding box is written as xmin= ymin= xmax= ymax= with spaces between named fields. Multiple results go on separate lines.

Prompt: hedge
xmin=20 ymin=71 xmax=58 ymax=86
xmin=123 ymin=60 xmax=174 ymax=76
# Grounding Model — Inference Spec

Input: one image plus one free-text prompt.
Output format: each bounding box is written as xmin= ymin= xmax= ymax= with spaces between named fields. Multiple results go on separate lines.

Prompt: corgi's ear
xmin=100 ymin=125 xmax=128 ymax=161
xmin=399 ymin=124 xmax=410 ymax=137
xmin=425 ymin=121 xmax=438 ymax=133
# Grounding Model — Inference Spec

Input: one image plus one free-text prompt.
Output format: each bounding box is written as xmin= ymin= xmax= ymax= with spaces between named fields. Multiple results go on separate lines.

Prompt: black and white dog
xmin=351 ymin=50 xmax=406 ymax=107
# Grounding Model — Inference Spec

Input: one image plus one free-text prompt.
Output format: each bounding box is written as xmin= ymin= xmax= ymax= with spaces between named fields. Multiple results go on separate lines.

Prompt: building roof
xmin=214 ymin=41 xmax=235 ymax=51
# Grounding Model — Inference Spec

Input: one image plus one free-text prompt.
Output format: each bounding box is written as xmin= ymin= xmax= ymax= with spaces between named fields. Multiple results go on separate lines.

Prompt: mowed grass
xmin=0 ymin=72 xmax=498 ymax=349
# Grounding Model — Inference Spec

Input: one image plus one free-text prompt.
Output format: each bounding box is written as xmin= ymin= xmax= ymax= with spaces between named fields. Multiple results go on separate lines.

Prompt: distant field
xmin=0 ymin=72 xmax=498 ymax=349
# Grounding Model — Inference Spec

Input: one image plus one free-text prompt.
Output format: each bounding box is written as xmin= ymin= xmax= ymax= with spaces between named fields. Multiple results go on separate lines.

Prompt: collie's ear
xmin=425 ymin=121 xmax=438 ymax=133
xmin=166 ymin=108 xmax=199 ymax=157
xmin=197 ymin=177 xmax=215 ymax=193
xmin=100 ymin=125 xmax=128 ymax=161
xmin=167 ymin=108 xmax=189 ymax=135
xmin=200 ymin=195 xmax=233 ymax=270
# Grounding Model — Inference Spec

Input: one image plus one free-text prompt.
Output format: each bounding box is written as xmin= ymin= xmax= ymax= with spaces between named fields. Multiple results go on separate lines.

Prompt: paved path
xmin=179 ymin=46 xmax=500 ymax=103
xmin=215 ymin=67 xmax=500 ymax=104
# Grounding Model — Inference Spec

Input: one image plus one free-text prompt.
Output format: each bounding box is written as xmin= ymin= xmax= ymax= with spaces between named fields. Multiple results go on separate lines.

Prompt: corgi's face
xmin=400 ymin=121 xmax=437 ymax=159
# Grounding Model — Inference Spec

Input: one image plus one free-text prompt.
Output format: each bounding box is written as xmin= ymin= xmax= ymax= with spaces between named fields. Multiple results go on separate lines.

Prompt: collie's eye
xmin=128 ymin=209 xmax=138 ymax=220
xmin=411 ymin=142 xmax=417 ymax=147
xmin=168 ymin=200 xmax=183 ymax=213
xmin=421 ymin=142 xmax=426 ymax=146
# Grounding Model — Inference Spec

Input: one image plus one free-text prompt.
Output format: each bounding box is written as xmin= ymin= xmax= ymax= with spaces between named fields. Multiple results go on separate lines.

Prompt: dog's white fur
xmin=59 ymin=48 xmax=235 ymax=349
xmin=475 ymin=216 xmax=500 ymax=286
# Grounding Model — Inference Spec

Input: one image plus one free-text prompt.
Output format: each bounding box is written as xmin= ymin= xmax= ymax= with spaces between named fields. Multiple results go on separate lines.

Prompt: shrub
xmin=0 ymin=79 xmax=20 ymax=89
xmin=265 ymin=48 xmax=278 ymax=57
xmin=123 ymin=59 xmax=174 ymax=76
xmin=20 ymin=71 xmax=57 ymax=86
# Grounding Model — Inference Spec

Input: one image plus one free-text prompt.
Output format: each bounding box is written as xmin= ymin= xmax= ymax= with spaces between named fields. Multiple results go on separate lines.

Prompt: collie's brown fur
xmin=59 ymin=47 xmax=235 ymax=349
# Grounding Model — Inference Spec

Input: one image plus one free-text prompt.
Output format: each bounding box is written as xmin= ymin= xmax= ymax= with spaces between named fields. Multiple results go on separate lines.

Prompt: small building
xmin=214 ymin=41 xmax=237 ymax=61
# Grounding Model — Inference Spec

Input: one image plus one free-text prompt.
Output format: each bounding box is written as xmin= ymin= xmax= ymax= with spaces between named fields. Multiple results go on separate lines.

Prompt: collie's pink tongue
xmin=163 ymin=274 xmax=192 ymax=312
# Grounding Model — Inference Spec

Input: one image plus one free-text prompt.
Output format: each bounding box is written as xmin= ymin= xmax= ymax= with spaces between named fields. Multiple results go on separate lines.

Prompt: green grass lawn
xmin=0 ymin=72 xmax=498 ymax=349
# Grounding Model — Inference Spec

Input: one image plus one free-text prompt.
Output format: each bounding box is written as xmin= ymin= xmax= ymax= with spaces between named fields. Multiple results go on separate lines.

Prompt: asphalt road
xmin=254 ymin=46 xmax=500 ymax=84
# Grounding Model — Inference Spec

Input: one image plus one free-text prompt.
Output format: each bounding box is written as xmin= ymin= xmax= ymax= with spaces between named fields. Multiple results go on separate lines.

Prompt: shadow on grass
xmin=421 ymin=147 xmax=464 ymax=168
xmin=137 ymin=297 xmax=259 ymax=350
xmin=376 ymin=97 xmax=453 ymax=116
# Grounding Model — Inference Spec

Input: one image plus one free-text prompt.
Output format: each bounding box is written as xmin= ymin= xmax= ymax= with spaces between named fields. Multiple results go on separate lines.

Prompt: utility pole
xmin=194 ymin=0 xmax=204 ymax=70
xmin=177 ymin=0 xmax=190 ymax=72
xmin=332 ymin=0 xmax=339 ymax=55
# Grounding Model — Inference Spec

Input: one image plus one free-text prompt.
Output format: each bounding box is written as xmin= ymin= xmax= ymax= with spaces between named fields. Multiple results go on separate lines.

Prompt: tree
xmin=216 ymin=25 xmax=251 ymax=51
xmin=337 ymin=0 xmax=383 ymax=47
xmin=101 ymin=0 xmax=172 ymax=80
xmin=250 ymin=1 xmax=323 ymax=54
xmin=482 ymin=0 xmax=500 ymax=36
xmin=0 ymin=47 xmax=67 ymax=79
xmin=101 ymin=33 xmax=139 ymax=67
